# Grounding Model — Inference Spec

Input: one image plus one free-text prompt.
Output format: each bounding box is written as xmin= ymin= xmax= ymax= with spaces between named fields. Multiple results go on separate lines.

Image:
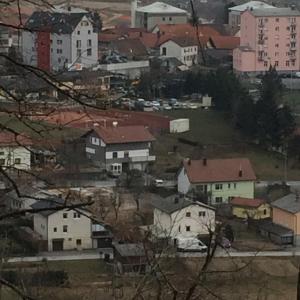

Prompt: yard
xmin=153 ymin=109 xmax=300 ymax=180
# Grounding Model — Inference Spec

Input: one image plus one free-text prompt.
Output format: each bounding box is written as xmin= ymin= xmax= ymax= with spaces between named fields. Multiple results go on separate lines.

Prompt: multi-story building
xmin=228 ymin=1 xmax=275 ymax=31
xmin=233 ymin=7 xmax=300 ymax=74
xmin=177 ymin=158 xmax=256 ymax=205
xmin=22 ymin=7 xmax=101 ymax=71
xmin=132 ymin=1 xmax=188 ymax=31
xmin=159 ymin=37 xmax=198 ymax=67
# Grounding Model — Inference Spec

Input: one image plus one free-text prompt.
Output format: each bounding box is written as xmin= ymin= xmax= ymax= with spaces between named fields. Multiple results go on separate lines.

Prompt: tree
xmin=256 ymin=66 xmax=295 ymax=147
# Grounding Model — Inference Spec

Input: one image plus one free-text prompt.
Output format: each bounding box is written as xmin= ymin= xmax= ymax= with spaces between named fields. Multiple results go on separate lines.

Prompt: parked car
xmin=176 ymin=237 xmax=207 ymax=253
xmin=163 ymin=104 xmax=172 ymax=110
xmin=168 ymin=98 xmax=177 ymax=106
xmin=152 ymin=101 xmax=160 ymax=107
xmin=153 ymin=179 xmax=164 ymax=187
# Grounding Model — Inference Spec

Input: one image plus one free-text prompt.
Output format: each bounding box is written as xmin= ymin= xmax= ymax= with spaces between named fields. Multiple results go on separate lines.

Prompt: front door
xmin=52 ymin=239 xmax=64 ymax=251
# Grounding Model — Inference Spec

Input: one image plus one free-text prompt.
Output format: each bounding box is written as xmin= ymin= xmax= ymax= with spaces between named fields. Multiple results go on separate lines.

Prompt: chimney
xmin=203 ymin=158 xmax=207 ymax=166
xmin=238 ymin=165 xmax=243 ymax=177
xmin=174 ymin=196 xmax=179 ymax=204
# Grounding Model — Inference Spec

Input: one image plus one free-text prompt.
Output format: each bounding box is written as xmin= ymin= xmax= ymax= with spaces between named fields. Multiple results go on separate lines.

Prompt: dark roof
xmin=271 ymin=193 xmax=300 ymax=214
xmin=152 ymin=194 xmax=215 ymax=214
xmin=258 ymin=220 xmax=294 ymax=237
xmin=25 ymin=11 xmax=101 ymax=34
xmin=182 ymin=158 xmax=256 ymax=183
xmin=0 ymin=131 xmax=32 ymax=147
xmin=114 ymin=243 xmax=145 ymax=257
xmin=111 ymin=38 xmax=148 ymax=58
xmin=31 ymin=197 xmax=66 ymax=217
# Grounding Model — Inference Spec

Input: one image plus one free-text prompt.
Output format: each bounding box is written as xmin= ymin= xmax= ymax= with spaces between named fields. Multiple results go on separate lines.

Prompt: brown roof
xmin=0 ymin=131 xmax=32 ymax=147
xmin=111 ymin=38 xmax=148 ymax=57
xmin=231 ymin=197 xmax=266 ymax=208
xmin=160 ymin=36 xmax=198 ymax=47
xmin=209 ymin=36 xmax=240 ymax=50
xmin=182 ymin=158 xmax=256 ymax=183
xmin=93 ymin=125 xmax=155 ymax=144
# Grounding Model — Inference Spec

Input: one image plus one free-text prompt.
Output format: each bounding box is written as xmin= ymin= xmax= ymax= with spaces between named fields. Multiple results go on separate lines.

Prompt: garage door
xmin=52 ymin=239 xmax=64 ymax=251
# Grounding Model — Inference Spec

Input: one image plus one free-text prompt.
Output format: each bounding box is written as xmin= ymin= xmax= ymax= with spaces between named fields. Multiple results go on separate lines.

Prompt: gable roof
xmin=0 ymin=132 xmax=32 ymax=147
xmin=152 ymin=194 xmax=215 ymax=214
xmin=271 ymin=193 xmax=300 ymax=214
xmin=231 ymin=197 xmax=266 ymax=208
xmin=92 ymin=125 xmax=155 ymax=144
xmin=31 ymin=197 xmax=66 ymax=217
xmin=136 ymin=2 xmax=187 ymax=14
xmin=161 ymin=36 xmax=198 ymax=47
xmin=182 ymin=158 xmax=256 ymax=184
xmin=111 ymin=38 xmax=148 ymax=57
xmin=229 ymin=1 xmax=275 ymax=12
xmin=25 ymin=11 xmax=101 ymax=34
xmin=208 ymin=36 xmax=240 ymax=50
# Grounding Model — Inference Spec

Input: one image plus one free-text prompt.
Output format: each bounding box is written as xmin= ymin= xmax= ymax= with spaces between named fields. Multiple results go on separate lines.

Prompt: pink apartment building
xmin=233 ymin=7 xmax=300 ymax=73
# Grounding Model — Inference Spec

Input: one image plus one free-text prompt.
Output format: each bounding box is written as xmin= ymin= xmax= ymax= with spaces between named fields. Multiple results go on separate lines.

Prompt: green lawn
xmin=154 ymin=109 xmax=300 ymax=180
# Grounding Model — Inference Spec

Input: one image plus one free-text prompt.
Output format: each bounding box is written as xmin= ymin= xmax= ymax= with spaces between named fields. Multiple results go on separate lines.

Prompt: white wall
xmin=47 ymin=208 xmax=92 ymax=251
xmin=33 ymin=214 xmax=48 ymax=240
xmin=153 ymin=205 xmax=215 ymax=239
xmin=170 ymin=119 xmax=189 ymax=133
xmin=22 ymin=31 xmax=37 ymax=66
xmin=50 ymin=33 xmax=71 ymax=70
xmin=71 ymin=16 xmax=98 ymax=68
xmin=0 ymin=146 xmax=31 ymax=170
xmin=160 ymin=40 xmax=181 ymax=61
xmin=106 ymin=149 xmax=149 ymax=159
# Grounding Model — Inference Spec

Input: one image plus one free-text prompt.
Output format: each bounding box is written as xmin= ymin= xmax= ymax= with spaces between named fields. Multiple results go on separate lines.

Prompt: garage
xmin=52 ymin=239 xmax=64 ymax=251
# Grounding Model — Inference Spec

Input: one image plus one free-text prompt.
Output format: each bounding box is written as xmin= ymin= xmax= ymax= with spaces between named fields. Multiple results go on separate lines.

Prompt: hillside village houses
xmin=151 ymin=195 xmax=215 ymax=243
xmin=83 ymin=125 xmax=155 ymax=176
xmin=177 ymin=158 xmax=256 ymax=205
xmin=233 ymin=6 xmax=300 ymax=74
xmin=22 ymin=6 xmax=101 ymax=71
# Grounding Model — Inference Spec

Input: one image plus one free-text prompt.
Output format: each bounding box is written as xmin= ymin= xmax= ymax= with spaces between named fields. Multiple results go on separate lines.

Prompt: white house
xmin=152 ymin=195 xmax=215 ymax=242
xmin=0 ymin=132 xmax=32 ymax=170
xmin=178 ymin=158 xmax=256 ymax=205
xmin=132 ymin=1 xmax=188 ymax=31
xmin=32 ymin=198 xmax=92 ymax=251
xmin=160 ymin=37 xmax=198 ymax=67
xmin=83 ymin=125 xmax=156 ymax=175
xmin=22 ymin=7 xmax=100 ymax=71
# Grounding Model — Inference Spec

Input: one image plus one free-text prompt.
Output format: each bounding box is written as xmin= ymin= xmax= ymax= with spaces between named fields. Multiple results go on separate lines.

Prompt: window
xmin=0 ymin=159 xmax=5 ymax=165
xmin=215 ymin=197 xmax=223 ymax=204
xmin=76 ymin=40 xmax=81 ymax=48
xmin=228 ymin=183 xmax=231 ymax=189
xmin=88 ymin=30 xmax=91 ymax=34
xmin=178 ymin=225 xmax=181 ymax=232
xmin=0 ymin=152 xmax=4 ymax=156
xmin=234 ymin=183 xmax=237 ymax=189
xmin=77 ymin=49 xmax=81 ymax=57
xmin=169 ymin=17 xmax=172 ymax=21
xmin=275 ymin=52 xmax=279 ymax=57
xmin=275 ymin=44 xmax=279 ymax=48
xmin=275 ymin=26 xmax=279 ymax=31
xmin=51 ymin=48 xmax=53 ymax=53
xmin=162 ymin=17 xmax=165 ymax=21
xmin=215 ymin=184 xmax=223 ymax=190
xmin=113 ymin=152 xmax=118 ymax=158
xmin=276 ymin=18 xmax=279 ymax=22
xmin=275 ymin=61 xmax=279 ymax=66
xmin=87 ymin=39 xmax=92 ymax=47
xmin=186 ymin=212 xmax=191 ymax=217
xmin=186 ymin=226 xmax=191 ymax=232
xmin=287 ymin=26 xmax=290 ymax=30
xmin=91 ymin=137 xmax=99 ymax=145
xmin=63 ymin=225 xmax=68 ymax=233
xmin=63 ymin=213 xmax=68 ymax=219
xmin=73 ymin=212 xmax=81 ymax=218
xmin=124 ymin=151 xmax=129 ymax=158
xmin=53 ymin=227 xmax=57 ymax=232
xmin=81 ymin=21 xmax=88 ymax=26
xmin=57 ymin=49 xmax=62 ymax=54
xmin=264 ymin=61 xmax=268 ymax=67
xmin=58 ymin=58 xmax=61 ymax=63
xmin=76 ymin=239 xmax=82 ymax=245
xmin=87 ymin=48 xmax=92 ymax=56
xmin=77 ymin=30 xmax=80 ymax=35
xmin=57 ymin=39 xmax=62 ymax=45
xmin=292 ymin=61 xmax=296 ymax=66
xmin=199 ymin=211 xmax=206 ymax=217
xmin=263 ymin=209 xmax=267 ymax=215
xmin=286 ymin=61 xmax=290 ymax=66
xmin=162 ymin=47 xmax=166 ymax=55
xmin=50 ymin=39 xmax=53 ymax=44
xmin=14 ymin=158 xmax=21 ymax=164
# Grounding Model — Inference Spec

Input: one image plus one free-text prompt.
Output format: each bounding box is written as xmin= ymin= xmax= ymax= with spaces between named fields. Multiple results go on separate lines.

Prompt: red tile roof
xmin=160 ymin=36 xmax=198 ymax=47
xmin=0 ymin=132 xmax=32 ymax=147
xmin=209 ymin=36 xmax=240 ymax=50
xmin=183 ymin=158 xmax=256 ymax=183
xmin=231 ymin=197 xmax=266 ymax=208
xmin=93 ymin=125 xmax=155 ymax=144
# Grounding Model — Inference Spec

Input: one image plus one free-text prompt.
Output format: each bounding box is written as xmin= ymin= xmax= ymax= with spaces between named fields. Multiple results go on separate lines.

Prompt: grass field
xmin=154 ymin=109 xmax=300 ymax=180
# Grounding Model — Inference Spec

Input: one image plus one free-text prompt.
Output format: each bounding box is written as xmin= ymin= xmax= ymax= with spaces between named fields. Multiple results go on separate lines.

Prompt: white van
xmin=176 ymin=237 xmax=207 ymax=253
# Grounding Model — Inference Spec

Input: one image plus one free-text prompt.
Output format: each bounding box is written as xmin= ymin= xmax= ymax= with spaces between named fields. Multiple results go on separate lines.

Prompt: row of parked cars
xmin=116 ymin=98 xmax=201 ymax=112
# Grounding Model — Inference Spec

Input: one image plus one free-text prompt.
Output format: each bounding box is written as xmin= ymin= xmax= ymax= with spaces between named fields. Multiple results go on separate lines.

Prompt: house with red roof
xmin=177 ymin=158 xmax=256 ymax=205
xmin=83 ymin=125 xmax=155 ymax=175
xmin=0 ymin=131 xmax=32 ymax=170
xmin=230 ymin=197 xmax=270 ymax=219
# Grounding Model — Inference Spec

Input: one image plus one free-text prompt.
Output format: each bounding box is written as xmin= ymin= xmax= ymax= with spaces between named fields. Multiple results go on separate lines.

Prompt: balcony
xmin=130 ymin=155 xmax=156 ymax=162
